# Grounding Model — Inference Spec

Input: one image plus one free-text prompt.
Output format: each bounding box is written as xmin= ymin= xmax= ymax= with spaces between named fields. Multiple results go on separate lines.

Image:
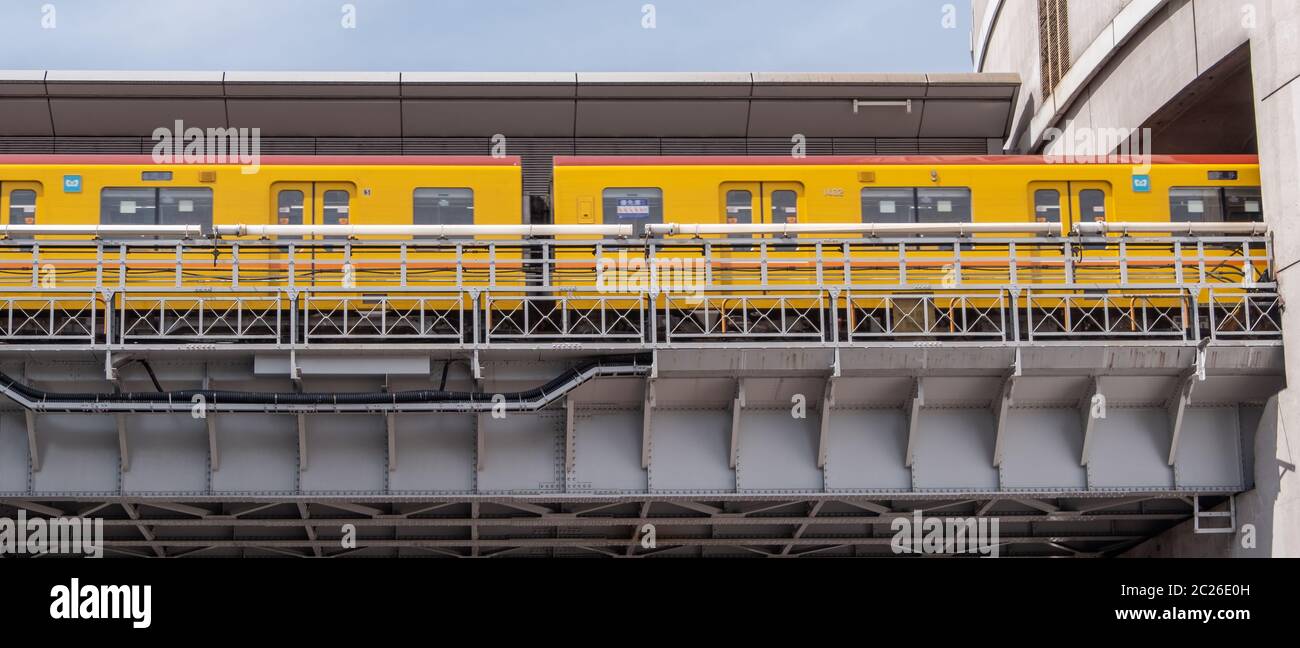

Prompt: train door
xmin=718 ymin=181 xmax=803 ymax=280
xmin=1027 ymin=181 xmax=1069 ymax=284
xmin=271 ymin=182 xmax=311 ymax=288
xmin=1027 ymin=180 xmax=1113 ymax=284
xmin=270 ymin=182 xmax=354 ymax=231
xmin=1 ymin=182 xmax=42 ymax=287
xmin=1069 ymin=182 xmax=1113 ymax=280
xmin=270 ymin=181 xmax=355 ymax=288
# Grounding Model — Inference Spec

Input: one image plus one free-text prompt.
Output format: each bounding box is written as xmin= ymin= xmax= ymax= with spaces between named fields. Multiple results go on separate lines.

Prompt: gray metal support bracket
xmin=22 ymin=362 xmax=40 ymax=473
xmin=1080 ymin=376 xmax=1104 ymax=466
xmin=116 ymin=413 xmax=130 ymax=473
xmin=475 ymin=412 xmax=486 ymax=472
xmin=729 ymin=378 xmax=745 ymax=469
xmin=204 ymin=369 xmax=218 ymax=472
xmin=1167 ymin=373 xmax=1197 ymax=466
xmin=297 ymin=413 xmax=308 ymax=472
xmin=25 ymin=409 xmax=39 ymax=473
xmin=904 ymin=377 xmax=924 ymax=467
xmin=1167 ymin=347 xmax=1207 ymax=465
xmin=991 ymin=350 xmax=1021 ymax=467
xmin=641 ymin=375 xmax=656 ymax=470
xmin=105 ymin=350 xmax=117 ymax=382
xmin=817 ymin=349 xmax=841 ymax=469
xmin=565 ymin=397 xmax=577 ymax=475
xmin=386 ymin=412 xmax=397 ymax=473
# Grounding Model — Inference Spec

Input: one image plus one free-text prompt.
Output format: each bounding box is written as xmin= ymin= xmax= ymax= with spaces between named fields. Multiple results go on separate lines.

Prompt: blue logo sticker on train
xmin=63 ymin=175 xmax=82 ymax=193
xmin=1131 ymin=174 xmax=1151 ymax=193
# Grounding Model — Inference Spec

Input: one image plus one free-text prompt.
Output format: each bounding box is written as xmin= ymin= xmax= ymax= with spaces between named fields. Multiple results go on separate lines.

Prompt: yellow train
xmin=551 ymin=155 xmax=1265 ymax=321
xmin=0 ymin=154 xmax=523 ymax=297
xmin=0 ymin=154 xmax=1267 ymax=328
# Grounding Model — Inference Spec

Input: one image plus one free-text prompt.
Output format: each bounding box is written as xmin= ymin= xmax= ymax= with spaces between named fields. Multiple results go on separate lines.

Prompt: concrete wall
xmin=1248 ymin=0 xmax=1300 ymax=559
xmin=979 ymin=0 xmax=1300 ymax=556
xmin=976 ymin=0 xmax=1258 ymax=152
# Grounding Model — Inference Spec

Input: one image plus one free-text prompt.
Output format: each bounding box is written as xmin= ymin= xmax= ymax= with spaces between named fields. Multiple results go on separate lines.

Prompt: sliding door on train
xmin=0 ymin=182 xmax=43 ymax=292
xmin=1027 ymin=180 xmax=1112 ymax=284
xmin=271 ymin=181 xmax=356 ymax=288
xmin=718 ymin=181 xmax=805 ymax=285
xmin=1027 ymin=180 xmax=1111 ymax=231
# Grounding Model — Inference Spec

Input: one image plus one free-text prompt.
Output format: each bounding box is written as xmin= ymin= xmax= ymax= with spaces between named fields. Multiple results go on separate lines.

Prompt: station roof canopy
xmin=0 ymin=71 xmax=1020 ymax=140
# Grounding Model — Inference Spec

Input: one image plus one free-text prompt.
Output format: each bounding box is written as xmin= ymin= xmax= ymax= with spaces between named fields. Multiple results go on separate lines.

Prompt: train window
xmin=770 ymin=190 xmax=798 ymax=225
xmin=9 ymin=189 xmax=36 ymax=225
xmin=1224 ymin=187 xmax=1263 ymax=222
xmin=413 ymin=188 xmax=474 ymax=226
xmin=1170 ymin=187 xmax=1225 ymax=222
xmin=1033 ymin=189 xmax=1061 ymax=223
xmin=277 ymin=190 xmax=304 ymax=226
xmin=602 ymin=188 xmax=663 ymax=237
xmin=860 ymin=188 xmax=915 ymax=224
xmin=1079 ymin=189 xmax=1107 ymax=222
xmin=322 ymin=190 xmax=350 ymax=226
xmin=159 ymin=188 xmax=213 ymax=229
xmin=102 ymin=187 xmax=212 ymax=230
xmin=916 ymin=187 xmax=972 ymax=223
xmin=101 ymin=187 xmax=157 ymax=225
xmin=726 ymin=190 xmax=753 ymax=251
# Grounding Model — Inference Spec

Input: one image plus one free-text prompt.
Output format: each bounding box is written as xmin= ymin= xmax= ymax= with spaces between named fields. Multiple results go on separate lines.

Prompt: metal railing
xmin=0 ymin=233 xmax=1272 ymax=291
xmin=0 ymin=233 xmax=1281 ymax=347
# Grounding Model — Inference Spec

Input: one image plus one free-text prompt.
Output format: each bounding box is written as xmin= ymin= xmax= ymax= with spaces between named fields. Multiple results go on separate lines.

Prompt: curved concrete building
xmin=976 ymin=0 xmax=1299 ymax=556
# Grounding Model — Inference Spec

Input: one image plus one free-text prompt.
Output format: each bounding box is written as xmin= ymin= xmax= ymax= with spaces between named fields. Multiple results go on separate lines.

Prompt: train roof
xmin=554 ymin=155 xmax=1260 ymax=166
xmin=0 ymin=155 xmax=521 ymax=166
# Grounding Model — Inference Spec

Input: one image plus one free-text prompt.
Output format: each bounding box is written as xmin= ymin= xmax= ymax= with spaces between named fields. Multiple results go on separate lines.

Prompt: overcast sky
xmin=0 ymin=0 xmax=974 ymax=72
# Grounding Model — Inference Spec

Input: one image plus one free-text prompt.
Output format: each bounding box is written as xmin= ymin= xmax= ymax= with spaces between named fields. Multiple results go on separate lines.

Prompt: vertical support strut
xmin=386 ymin=412 xmax=397 ymax=473
xmin=641 ymin=355 xmax=657 ymax=470
xmin=116 ymin=413 xmax=130 ymax=473
xmin=904 ymin=377 xmax=924 ymax=468
xmin=564 ymin=397 xmax=576 ymax=475
xmin=25 ymin=409 xmax=40 ymax=473
xmin=729 ymin=378 xmax=745 ymax=469
xmin=1167 ymin=374 xmax=1197 ymax=466
xmin=204 ymin=368 xmax=218 ymax=472
xmin=991 ymin=350 xmax=1021 ymax=468
xmin=297 ymin=413 xmax=308 ymax=472
xmin=817 ymin=349 xmax=841 ymax=469
xmin=1080 ymin=376 xmax=1103 ymax=466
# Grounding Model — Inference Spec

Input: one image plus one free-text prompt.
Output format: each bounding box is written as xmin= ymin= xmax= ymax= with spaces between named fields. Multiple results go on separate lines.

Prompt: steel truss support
xmin=0 ymin=495 xmax=1207 ymax=558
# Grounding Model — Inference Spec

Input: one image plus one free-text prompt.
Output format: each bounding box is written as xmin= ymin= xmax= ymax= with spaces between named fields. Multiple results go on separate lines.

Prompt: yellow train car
xmin=552 ymin=155 xmax=1264 ymax=309
xmin=0 ymin=154 xmax=523 ymax=313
